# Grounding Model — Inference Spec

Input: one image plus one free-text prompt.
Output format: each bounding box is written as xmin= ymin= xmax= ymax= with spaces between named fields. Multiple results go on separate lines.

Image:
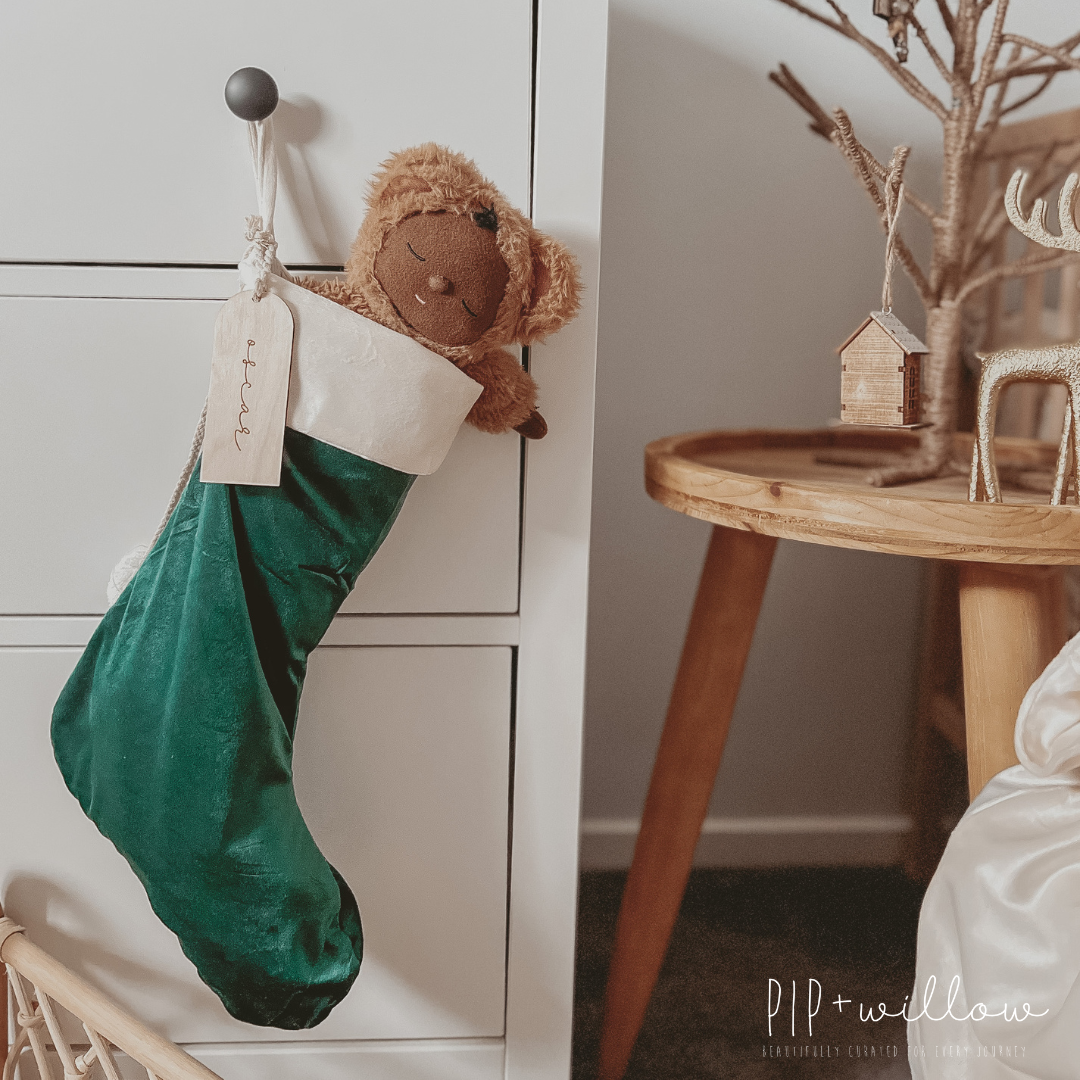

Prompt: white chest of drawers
xmin=0 ymin=3 xmax=606 ymax=1077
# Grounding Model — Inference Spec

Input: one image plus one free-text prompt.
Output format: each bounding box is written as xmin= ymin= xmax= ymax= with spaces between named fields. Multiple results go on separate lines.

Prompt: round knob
xmin=224 ymin=67 xmax=279 ymax=122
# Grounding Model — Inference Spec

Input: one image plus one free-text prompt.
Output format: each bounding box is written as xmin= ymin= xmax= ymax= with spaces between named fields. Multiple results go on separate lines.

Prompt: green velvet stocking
xmin=52 ymin=428 xmax=414 ymax=1029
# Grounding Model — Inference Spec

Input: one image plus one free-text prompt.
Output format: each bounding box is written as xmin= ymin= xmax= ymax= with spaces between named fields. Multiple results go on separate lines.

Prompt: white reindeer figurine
xmin=969 ymin=171 xmax=1080 ymax=505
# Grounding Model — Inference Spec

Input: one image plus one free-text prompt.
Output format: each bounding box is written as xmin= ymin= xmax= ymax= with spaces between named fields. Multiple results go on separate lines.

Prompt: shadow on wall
xmin=4 ymin=874 xmax=211 ymax=1030
xmin=583 ymin=10 xmax=925 ymax=833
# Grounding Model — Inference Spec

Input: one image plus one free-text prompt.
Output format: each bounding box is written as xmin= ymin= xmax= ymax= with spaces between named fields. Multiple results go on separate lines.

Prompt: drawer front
xmin=0 ymin=296 xmax=519 ymax=614
xmin=0 ymin=645 xmax=512 ymax=1041
xmin=0 ymin=2 xmax=532 ymax=264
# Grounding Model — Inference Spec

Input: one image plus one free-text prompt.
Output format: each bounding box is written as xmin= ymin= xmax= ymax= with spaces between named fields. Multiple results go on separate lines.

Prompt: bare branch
xmin=966 ymin=143 xmax=1080 ymax=269
xmin=901 ymin=186 xmax=938 ymax=223
xmin=1031 ymin=29 xmax=1080 ymax=55
xmin=768 ymin=63 xmax=835 ymax=140
xmin=965 ymin=180 xmax=1008 ymax=263
xmin=997 ymin=72 xmax=1059 ymax=119
xmin=824 ymin=0 xmax=950 ymax=117
xmin=909 ymin=12 xmax=955 ymax=87
xmin=992 ymin=61 xmax=1074 ymax=85
xmin=890 ymin=232 xmax=935 ymax=304
xmin=934 ymin=0 xmax=956 ymax=42
xmin=769 ymin=64 xmax=939 ymax=220
xmin=992 ymin=32 xmax=1080 ymax=83
xmin=769 ymin=59 xmax=938 ymax=299
xmin=770 ymin=0 xmax=949 ymax=118
xmin=868 ymin=457 xmax=957 ymax=487
xmin=832 ymin=109 xmax=934 ymax=302
xmin=833 ymin=108 xmax=885 ymax=208
xmin=770 ymin=0 xmax=847 ymax=36
xmin=883 ymin=145 xmax=910 ymax=225
xmin=834 ymin=128 xmax=938 ymax=221
xmin=862 ymin=153 xmax=938 ymax=220
xmin=1001 ymin=33 xmax=1080 ymax=73
xmin=958 ymin=249 xmax=1079 ymax=304
xmin=981 ymin=42 xmax=1020 ymax=134
xmin=979 ymin=36 xmax=1067 ymax=130
xmin=1027 ymin=145 xmax=1080 ymax=203
xmin=974 ymin=0 xmax=1012 ymax=106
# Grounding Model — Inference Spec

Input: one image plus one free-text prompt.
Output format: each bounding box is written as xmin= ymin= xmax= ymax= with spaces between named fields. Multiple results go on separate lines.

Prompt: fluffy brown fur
xmin=297 ymin=143 xmax=581 ymax=435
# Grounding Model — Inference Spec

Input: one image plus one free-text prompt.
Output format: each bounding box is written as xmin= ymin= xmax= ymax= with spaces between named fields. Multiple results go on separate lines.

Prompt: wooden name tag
xmin=201 ymin=290 xmax=294 ymax=487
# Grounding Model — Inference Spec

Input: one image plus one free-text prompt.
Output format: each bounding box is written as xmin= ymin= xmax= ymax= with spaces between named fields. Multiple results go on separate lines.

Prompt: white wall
xmin=582 ymin=0 xmax=1080 ymax=867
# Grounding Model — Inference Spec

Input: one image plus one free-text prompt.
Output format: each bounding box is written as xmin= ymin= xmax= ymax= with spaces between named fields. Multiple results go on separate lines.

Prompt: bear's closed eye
xmin=407 ymin=242 xmax=426 ymax=261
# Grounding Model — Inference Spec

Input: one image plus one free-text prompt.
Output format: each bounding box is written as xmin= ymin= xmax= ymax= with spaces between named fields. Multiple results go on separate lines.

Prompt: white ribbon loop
xmin=238 ymin=118 xmax=294 ymax=299
xmin=107 ymin=117 xmax=290 ymax=602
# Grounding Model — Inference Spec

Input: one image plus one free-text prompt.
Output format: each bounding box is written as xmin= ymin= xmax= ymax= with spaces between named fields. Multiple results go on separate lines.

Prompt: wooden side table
xmin=598 ymin=426 xmax=1076 ymax=1080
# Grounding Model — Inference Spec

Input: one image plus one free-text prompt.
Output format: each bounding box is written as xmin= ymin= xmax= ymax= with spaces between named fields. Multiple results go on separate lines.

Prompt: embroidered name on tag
xmin=202 ymin=290 xmax=294 ymax=486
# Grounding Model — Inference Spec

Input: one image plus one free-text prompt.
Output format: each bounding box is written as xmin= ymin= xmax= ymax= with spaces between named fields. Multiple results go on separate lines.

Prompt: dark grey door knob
xmin=224 ymin=67 xmax=279 ymax=122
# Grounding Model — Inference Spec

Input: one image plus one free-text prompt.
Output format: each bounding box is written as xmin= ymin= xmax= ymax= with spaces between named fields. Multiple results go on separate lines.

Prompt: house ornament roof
xmin=837 ymin=310 xmax=929 ymax=355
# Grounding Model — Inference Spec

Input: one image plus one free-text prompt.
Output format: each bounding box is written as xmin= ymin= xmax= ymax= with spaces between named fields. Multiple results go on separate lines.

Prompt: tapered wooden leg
xmin=0 ymin=901 xmax=7 ymax=1079
xmin=598 ymin=525 xmax=777 ymax=1080
xmin=958 ymin=562 xmax=1067 ymax=799
xmin=902 ymin=561 xmax=965 ymax=885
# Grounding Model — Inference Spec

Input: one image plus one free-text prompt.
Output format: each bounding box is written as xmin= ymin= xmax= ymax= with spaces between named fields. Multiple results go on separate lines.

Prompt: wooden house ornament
xmin=837 ymin=310 xmax=926 ymax=426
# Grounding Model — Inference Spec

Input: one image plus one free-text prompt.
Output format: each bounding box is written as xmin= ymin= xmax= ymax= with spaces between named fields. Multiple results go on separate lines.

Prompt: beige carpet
xmin=573 ymin=867 xmax=925 ymax=1079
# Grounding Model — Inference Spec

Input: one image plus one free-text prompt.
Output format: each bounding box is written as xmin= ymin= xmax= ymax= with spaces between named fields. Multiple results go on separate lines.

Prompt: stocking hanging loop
xmin=239 ymin=118 xmax=295 ymax=299
xmin=105 ymin=108 xmax=296 ymax=602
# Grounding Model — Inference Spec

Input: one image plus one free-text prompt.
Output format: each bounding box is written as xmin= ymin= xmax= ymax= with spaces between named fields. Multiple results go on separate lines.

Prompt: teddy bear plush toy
xmin=297 ymin=142 xmax=580 ymax=439
xmin=51 ymin=145 xmax=581 ymax=1034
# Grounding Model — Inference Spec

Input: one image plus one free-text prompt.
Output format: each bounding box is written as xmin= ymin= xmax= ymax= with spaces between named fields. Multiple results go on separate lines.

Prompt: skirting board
xmin=579 ymin=815 xmax=913 ymax=870
xmin=114 ymin=1040 xmax=504 ymax=1080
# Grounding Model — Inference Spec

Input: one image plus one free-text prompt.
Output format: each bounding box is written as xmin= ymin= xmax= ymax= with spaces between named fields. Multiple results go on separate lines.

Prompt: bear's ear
xmin=377 ymin=170 xmax=433 ymax=202
xmin=519 ymin=232 xmax=582 ymax=343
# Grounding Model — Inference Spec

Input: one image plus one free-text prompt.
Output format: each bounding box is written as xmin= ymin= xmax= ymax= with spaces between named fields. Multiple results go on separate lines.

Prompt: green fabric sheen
xmin=52 ymin=428 xmax=414 ymax=1029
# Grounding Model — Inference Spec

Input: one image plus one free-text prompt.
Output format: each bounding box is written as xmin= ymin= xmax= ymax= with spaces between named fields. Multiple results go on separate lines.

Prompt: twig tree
xmin=771 ymin=0 xmax=1080 ymax=485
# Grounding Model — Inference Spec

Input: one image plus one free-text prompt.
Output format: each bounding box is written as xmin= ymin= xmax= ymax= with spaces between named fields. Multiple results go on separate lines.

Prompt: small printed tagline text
xmin=761 ymin=1044 xmax=1028 ymax=1061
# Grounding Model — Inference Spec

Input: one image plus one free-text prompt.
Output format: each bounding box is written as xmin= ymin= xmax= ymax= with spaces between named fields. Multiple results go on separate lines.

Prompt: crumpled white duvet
xmin=910 ymin=633 xmax=1080 ymax=1078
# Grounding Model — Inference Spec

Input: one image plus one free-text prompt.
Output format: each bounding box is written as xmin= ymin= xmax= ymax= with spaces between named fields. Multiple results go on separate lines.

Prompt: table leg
xmin=957 ymin=562 xmax=1066 ymax=799
xmin=0 ymin=902 xmax=7 ymax=1079
xmin=902 ymin=561 xmax=964 ymax=885
xmin=598 ymin=525 xmax=777 ymax=1080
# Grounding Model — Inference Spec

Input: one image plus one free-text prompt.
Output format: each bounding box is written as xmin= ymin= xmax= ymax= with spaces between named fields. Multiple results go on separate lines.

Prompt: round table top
xmin=645 ymin=427 xmax=1080 ymax=564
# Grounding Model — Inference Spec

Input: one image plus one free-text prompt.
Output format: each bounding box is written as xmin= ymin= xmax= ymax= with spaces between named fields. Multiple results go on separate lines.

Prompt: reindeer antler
xmin=1005 ymin=169 xmax=1080 ymax=252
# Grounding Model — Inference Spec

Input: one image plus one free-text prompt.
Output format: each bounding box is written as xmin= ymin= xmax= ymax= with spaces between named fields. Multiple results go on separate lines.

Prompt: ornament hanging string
xmin=106 ymin=119 xmax=293 ymax=603
xmin=879 ymin=144 xmax=909 ymax=316
xmin=881 ymin=179 xmax=904 ymax=315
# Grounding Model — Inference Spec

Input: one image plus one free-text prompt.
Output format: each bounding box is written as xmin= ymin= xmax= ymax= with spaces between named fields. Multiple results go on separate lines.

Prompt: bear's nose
xmin=428 ymin=275 xmax=452 ymax=294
